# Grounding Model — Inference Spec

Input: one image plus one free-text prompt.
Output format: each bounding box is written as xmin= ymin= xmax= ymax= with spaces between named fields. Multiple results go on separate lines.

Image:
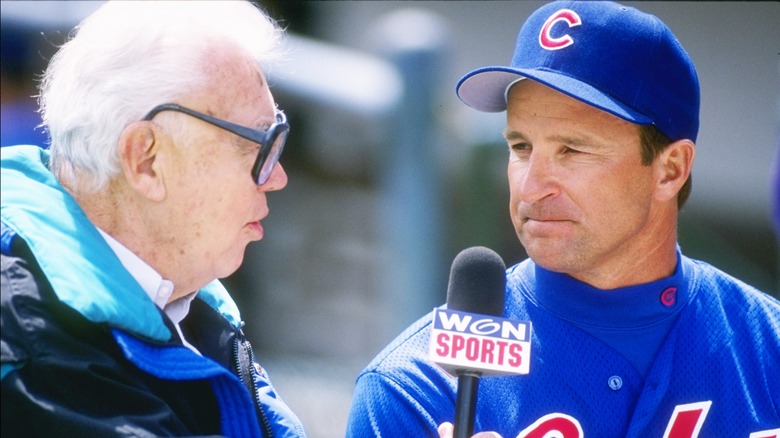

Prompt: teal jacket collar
xmin=1 ymin=146 xmax=242 ymax=341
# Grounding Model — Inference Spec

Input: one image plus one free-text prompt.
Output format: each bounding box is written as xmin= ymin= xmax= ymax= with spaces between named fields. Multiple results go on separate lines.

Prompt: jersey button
xmin=608 ymin=375 xmax=623 ymax=391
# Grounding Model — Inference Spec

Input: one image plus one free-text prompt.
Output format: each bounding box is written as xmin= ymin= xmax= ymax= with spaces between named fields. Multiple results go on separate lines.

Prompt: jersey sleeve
xmin=347 ymin=370 xmax=441 ymax=437
xmin=346 ymin=313 xmax=457 ymax=437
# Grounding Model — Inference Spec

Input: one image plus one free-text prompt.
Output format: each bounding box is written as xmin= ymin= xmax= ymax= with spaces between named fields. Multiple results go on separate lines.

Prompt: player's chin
xmin=521 ymin=238 xmax=574 ymax=269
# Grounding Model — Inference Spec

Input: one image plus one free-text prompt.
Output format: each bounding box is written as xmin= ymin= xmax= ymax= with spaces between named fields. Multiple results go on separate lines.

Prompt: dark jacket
xmin=0 ymin=146 xmax=305 ymax=437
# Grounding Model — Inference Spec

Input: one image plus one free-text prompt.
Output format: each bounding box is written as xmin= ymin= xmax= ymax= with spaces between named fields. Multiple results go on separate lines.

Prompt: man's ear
xmin=118 ymin=122 xmax=166 ymax=202
xmin=655 ymin=139 xmax=695 ymax=202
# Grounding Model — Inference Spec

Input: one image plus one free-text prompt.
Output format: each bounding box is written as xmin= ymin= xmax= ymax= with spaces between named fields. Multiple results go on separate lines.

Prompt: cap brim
xmin=456 ymin=66 xmax=653 ymax=125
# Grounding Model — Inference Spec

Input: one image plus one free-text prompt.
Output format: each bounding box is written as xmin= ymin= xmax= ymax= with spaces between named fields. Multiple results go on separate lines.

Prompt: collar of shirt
xmin=528 ymin=250 xmax=688 ymax=377
xmin=96 ymin=228 xmax=198 ymax=349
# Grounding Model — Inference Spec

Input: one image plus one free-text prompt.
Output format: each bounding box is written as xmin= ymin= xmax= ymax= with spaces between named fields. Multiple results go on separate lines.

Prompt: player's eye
xmin=509 ymin=142 xmax=531 ymax=152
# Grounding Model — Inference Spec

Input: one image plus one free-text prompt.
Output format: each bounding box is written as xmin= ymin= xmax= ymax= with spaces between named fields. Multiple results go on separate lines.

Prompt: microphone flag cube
xmin=428 ymin=308 xmax=532 ymax=376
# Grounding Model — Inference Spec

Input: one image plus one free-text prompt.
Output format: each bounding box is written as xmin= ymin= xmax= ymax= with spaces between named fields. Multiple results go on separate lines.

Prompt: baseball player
xmin=346 ymin=1 xmax=780 ymax=437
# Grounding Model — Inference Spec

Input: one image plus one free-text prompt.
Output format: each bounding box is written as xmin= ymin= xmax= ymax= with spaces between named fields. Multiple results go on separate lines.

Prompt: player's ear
xmin=654 ymin=139 xmax=695 ymax=202
xmin=118 ymin=121 xmax=167 ymax=202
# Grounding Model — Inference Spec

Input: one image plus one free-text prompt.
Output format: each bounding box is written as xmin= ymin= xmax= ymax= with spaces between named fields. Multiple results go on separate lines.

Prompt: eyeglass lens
xmin=254 ymin=125 xmax=288 ymax=185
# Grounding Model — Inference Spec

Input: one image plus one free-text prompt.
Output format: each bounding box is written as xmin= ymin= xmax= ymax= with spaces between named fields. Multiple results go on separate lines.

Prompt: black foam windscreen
xmin=446 ymin=246 xmax=506 ymax=316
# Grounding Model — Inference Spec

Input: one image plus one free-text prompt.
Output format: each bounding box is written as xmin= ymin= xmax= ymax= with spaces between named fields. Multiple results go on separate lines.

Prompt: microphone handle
xmin=453 ymin=371 xmax=481 ymax=438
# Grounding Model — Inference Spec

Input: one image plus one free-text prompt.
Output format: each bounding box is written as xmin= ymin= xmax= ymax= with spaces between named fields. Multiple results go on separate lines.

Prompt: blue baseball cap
xmin=456 ymin=1 xmax=700 ymax=142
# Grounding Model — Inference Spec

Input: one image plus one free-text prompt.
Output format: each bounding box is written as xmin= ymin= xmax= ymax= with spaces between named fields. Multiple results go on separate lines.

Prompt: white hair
xmin=39 ymin=0 xmax=284 ymax=193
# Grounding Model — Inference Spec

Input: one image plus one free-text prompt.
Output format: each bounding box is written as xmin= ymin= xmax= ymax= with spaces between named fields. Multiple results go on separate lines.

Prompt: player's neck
xmin=571 ymin=213 xmax=679 ymax=289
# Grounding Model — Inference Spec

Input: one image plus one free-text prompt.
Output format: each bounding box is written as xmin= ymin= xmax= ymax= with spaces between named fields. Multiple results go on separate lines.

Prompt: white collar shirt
xmin=97 ymin=229 xmax=200 ymax=354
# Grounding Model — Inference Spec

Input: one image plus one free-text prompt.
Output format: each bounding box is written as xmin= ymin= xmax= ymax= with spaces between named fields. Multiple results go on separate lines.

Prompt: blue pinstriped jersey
xmin=347 ymin=256 xmax=780 ymax=437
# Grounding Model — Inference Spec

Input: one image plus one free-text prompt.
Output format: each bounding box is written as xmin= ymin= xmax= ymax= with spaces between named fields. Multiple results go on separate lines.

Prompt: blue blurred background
xmin=2 ymin=2 xmax=778 ymax=436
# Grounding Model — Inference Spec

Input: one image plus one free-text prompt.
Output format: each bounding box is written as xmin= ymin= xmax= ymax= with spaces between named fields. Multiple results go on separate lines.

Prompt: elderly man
xmin=1 ymin=2 xmax=304 ymax=436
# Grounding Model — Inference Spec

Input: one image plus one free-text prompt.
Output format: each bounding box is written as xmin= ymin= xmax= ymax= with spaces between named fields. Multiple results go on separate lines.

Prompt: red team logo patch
xmin=538 ymin=9 xmax=582 ymax=50
xmin=661 ymin=286 xmax=678 ymax=307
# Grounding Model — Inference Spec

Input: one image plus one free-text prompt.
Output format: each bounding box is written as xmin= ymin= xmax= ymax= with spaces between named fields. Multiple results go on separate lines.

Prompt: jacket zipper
xmin=234 ymin=325 xmax=274 ymax=438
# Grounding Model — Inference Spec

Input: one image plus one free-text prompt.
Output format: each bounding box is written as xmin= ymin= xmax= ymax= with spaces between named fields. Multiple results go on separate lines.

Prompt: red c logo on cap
xmin=539 ymin=9 xmax=582 ymax=50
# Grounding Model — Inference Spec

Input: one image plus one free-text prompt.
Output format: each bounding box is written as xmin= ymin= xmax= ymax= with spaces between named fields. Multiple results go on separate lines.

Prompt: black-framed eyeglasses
xmin=142 ymin=103 xmax=289 ymax=185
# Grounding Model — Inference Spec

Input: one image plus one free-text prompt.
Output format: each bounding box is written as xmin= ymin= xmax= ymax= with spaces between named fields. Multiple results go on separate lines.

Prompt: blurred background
xmin=2 ymin=1 xmax=779 ymax=436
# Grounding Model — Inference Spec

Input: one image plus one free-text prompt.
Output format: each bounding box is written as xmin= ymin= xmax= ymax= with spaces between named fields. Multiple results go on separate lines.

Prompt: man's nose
xmin=516 ymin=153 xmax=560 ymax=203
xmin=259 ymin=162 xmax=288 ymax=192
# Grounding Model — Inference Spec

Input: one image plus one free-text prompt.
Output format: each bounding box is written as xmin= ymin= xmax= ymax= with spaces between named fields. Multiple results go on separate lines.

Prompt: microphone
xmin=448 ymin=247 xmax=505 ymax=438
xmin=428 ymin=246 xmax=532 ymax=438
xmin=446 ymin=246 xmax=506 ymax=316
